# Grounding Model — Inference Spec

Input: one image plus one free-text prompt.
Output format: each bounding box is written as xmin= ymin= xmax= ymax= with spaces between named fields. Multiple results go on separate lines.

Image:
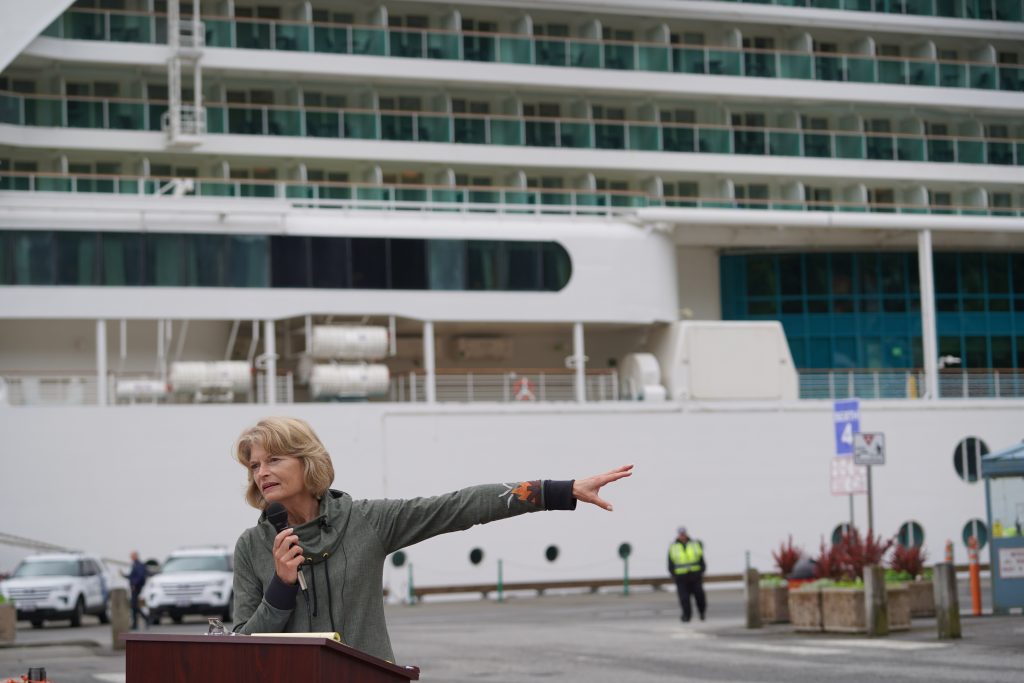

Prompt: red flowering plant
xmin=812 ymin=537 xmax=846 ymax=581
xmin=772 ymin=535 xmax=804 ymax=577
xmin=836 ymin=528 xmax=894 ymax=580
xmin=889 ymin=544 xmax=928 ymax=580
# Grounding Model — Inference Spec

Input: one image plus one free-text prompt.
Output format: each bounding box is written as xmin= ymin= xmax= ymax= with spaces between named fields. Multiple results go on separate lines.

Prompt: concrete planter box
xmin=0 ymin=603 xmax=15 ymax=644
xmin=886 ymin=586 xmax=911 ymax=630
xmin=905 ymin=580 xmax=935 ymax=618
xmin=759 ymin=584 xmax=790 ymax=623
xmin=820 ymin=586 xmax=911 ymax=633
xmin=788 ymin=588 xmax=822 ymax=632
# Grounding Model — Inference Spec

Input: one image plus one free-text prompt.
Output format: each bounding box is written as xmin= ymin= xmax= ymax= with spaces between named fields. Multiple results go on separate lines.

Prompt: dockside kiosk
xmin=981 ymin=442 xmax=1024 ymax=614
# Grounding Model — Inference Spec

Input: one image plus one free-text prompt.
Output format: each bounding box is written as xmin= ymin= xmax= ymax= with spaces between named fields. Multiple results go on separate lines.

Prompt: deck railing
xmin=2 ymin=171 xmax=1021 ymax=218
xmin=37 ymin=8 xmax=1024 ymax=90
xmin=3 ymin=369 xmax=1022 ymax=405
xmin=390 ymin=370 xmax=620 ymax=403
xmin=3 ymin=90 xmax=1022 ymax=168
xmin=798 ymin=368 xmax=1024 ymax=399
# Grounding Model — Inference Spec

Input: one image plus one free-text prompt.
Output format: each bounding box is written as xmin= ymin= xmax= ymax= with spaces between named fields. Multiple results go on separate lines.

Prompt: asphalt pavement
xmin=1 ymin=585 xmax=1021 ymax=682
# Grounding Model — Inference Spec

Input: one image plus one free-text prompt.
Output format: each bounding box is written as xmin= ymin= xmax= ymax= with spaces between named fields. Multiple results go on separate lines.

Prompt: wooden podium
xmin=123 ymin=633 xmax=420 ymax=682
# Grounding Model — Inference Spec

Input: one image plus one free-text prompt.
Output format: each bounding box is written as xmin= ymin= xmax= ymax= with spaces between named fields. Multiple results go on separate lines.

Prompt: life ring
xmin=513 ymin=376 xmax=536 ymax=401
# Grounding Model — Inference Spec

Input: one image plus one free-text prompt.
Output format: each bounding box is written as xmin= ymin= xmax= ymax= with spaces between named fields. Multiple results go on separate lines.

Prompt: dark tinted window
xmin=271 ymin=235 xmax=310 ymax=288
xmin=101 ymin=233 xmax=142 ymax=285
xmin=311 ymin=236 xmax=350 ymax=288
xmin=506 ymin=242 xmax=541 ymax=290
xmin=12 ymin=231 xmax=54 ymax=284
xmin=190 ymin=234 xmax=227 ymax=287
xmin=542 ymin=243 xmax=571 ymax=290
xmin=389 ymin=239 xmax=427 ymax=289
xmin=227 ymin=235 xmax=268 ymax=287
xmin=467 ymin=241 xmax=502 ymax=290
xmin=351 ymin=238 xmax=388 ymax=289
xmin=3 ymin=231 xmax=570 ymax=292
xmin=144 ymin=233 xmax=186 ymax=286
xmin=56 ymin=231 xmax=98 ymax=285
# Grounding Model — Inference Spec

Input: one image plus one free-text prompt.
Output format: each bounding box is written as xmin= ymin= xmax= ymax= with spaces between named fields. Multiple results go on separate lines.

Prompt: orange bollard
xmin=968 ymin=536 xmax=981 ymax=616
xmin=944 ymin=539 xmax=954 ymax=564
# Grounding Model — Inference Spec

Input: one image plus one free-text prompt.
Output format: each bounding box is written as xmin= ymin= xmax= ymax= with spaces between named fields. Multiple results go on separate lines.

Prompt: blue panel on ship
xmin=833 ymin=399 xmax=860 ymax=457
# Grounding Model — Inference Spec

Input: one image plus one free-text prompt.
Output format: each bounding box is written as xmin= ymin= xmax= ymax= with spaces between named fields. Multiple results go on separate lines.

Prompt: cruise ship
xmin=1 ymin=0 xmax=1022 ymax=595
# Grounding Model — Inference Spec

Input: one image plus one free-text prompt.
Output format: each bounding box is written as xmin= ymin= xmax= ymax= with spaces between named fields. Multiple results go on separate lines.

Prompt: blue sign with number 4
xmin=833 ymin=399 xmax=860 ymax=456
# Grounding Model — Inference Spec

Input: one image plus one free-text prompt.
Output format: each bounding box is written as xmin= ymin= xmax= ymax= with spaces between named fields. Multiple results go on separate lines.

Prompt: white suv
xmin=144 ymin=547 xmax=233 ymax=625
xmin=0 ymin=552 xmax=112 ymax=628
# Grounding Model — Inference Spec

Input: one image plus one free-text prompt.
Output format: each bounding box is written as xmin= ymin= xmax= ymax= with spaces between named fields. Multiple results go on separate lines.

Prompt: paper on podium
xmin=253 ymin=631 xmax=342 ymax=642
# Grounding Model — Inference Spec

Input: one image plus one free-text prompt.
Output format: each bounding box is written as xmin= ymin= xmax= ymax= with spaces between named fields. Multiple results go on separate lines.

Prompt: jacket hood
xmin=254 ymin=489 xmax=351 ymax=564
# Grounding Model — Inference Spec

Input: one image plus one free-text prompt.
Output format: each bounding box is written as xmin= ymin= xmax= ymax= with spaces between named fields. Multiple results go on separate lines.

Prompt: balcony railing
xmin=391 ymin=370 xmax=620 ymax=403
xmin=707 ymin=0 xmax=1022 ymax=22
xmin=2 ymin=171 xmax=1022 ymax=217
xmin=798 ymin=368 xmax=1024 ymax=399
xmin=4 ymin=368 xmax=1022 ymax=406
xmin=38 ymin=8 xmax=1024 ymax=91
xmin=2 ymin=92 xmax=1022 ymax=168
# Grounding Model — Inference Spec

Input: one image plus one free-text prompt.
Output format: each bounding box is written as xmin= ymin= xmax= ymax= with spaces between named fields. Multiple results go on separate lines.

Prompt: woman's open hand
xmin=572 ymin=464 xmax=634 ymax=511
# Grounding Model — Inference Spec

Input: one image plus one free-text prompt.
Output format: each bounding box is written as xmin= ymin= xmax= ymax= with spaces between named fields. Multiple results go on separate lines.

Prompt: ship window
xmin=962 ymin=519 xmax=989 ymax=550
xmin=311 ymin=236 xmax=351 ymax=289
xmin=428 ymin=240 xmax=466 ymax=290
xmin=11 ymin=231 xmax=54 ymax=284
xmin=0 ymin=232 xmax=7 ymax=284
xmin=144 ymin=233 xmax=187 ymax=286
xmin=953 ymin=437 xmax=988 ymax=483
xmin=389 ymin=239 xmax=427 ymax=290
xmin=896 ymin=521 xmax=924 ymax=548
xmin=56 ymin=231 xmax=98 ymax=285
xmin=506 ymin=242 xmax=541 ymax=290
xmin=101 ymin=233 xmax=143 ymax=285
xmin=271 ymin=235 xmax=310 ymax=288
xmin=4 ymin=232 xmax=570 ymax=292
xmin=351 ymin=238 xmax=388 ymax=289
xmin=191 ymin=234 xmax=227 ymax=287
xmin=467 ymin=241 xmax=502 ymax=290
xmin=226 ymin=235 xmax=268 ymax=287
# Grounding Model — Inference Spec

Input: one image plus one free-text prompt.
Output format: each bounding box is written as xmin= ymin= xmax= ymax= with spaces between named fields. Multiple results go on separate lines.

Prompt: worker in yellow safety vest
xmin=668 ymin=526 xmax=706 ymax=622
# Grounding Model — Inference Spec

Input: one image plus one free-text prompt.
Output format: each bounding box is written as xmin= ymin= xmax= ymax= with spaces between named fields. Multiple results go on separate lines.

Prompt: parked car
xmin=144 ymin=546 xmax=233 ymax=625
xmin=0 ymin=552 xmax=112 ymax=628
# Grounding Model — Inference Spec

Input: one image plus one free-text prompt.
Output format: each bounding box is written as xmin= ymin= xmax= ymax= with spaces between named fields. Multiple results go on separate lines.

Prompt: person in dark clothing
xmin=125 ymin=551 xmax=147 ymax=629
xmin=668 ymin=527 xmax=706 ymax=622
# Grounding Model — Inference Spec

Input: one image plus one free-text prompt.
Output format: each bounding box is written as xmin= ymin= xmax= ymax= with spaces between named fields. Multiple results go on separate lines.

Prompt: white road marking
xmin=92 ymin=674 xmax=126 ymax=682
xmin=670 ymin=629 xmax=712 ymax=640
xmin=722 ymin=642 xmax=847 ymax=656
xmin=806 ymin=639 xmax=948 ymax=651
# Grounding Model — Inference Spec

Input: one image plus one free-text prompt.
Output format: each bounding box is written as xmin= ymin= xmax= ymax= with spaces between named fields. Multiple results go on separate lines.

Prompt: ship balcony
xmin=2 ymin=92 xmax=1023 ymax=173
xmin=2 ymin=171 xmax=1023 ymax=217
xmin=33 ymin=8 xmax=1024 ymax=94
xmin=703 ymin=0 xmax=1022 ymax=21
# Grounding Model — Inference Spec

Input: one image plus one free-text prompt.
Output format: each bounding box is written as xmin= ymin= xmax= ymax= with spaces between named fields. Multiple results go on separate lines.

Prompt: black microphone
xmin=266 ymin=502 xmax=307 ymax=591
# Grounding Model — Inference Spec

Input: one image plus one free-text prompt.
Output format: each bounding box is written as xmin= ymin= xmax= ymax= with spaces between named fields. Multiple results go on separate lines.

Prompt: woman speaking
xmin=230 ymin=416 xmax=632 ymax=662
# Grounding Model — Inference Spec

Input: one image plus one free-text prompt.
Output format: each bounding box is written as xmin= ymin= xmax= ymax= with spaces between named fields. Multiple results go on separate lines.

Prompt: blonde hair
xmin=234 ymin=417 xmax=335 ymax=509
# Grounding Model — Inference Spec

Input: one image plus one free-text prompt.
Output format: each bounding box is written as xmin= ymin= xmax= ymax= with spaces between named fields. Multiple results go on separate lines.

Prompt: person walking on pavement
xmin=668 ymin=526 xmax=706 ymax=622
xmin=125 ymin=551 xmax=147 ymax=629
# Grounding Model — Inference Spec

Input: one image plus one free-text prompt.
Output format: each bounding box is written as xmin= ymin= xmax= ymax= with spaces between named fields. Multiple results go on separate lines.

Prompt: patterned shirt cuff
xmin=543 ymin=480 xmax=578 ymax=511
xmin=265 ymin=573 xmax=299 ymax=610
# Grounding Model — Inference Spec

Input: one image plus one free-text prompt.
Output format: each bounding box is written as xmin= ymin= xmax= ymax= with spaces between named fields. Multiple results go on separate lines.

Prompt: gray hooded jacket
xmin=232 ymin=479 xmax=576 ymax=662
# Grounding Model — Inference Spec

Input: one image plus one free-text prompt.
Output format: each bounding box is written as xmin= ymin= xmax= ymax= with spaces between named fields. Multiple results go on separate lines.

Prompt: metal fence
xmin=0 ymin=375 xmax=101 ymax=406
xmin=4 ymin=368 xmax=1021 ymax=406
xmin=799 ymin=369 xmax=1024 ymax=400
xmin=390 ymin=370 xmax=620 ymax=403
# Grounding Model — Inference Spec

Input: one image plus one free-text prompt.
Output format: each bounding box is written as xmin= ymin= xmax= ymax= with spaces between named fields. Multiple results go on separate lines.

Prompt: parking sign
xmin=833 ymin=399 xmax=860 ymax=456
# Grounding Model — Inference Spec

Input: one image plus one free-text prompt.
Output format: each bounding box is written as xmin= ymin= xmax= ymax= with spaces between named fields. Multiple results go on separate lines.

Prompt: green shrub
xmin=760 ymin=575 xmax=787 ymax=588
